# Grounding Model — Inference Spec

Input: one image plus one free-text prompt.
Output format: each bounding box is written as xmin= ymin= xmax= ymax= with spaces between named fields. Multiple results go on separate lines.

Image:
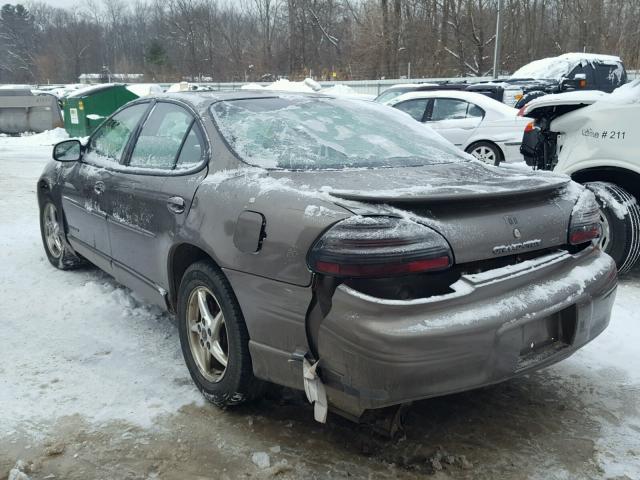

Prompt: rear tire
xmin=177 ymin=260 xmax=263 ymax=407
xmin=466 ymin=141 xmax=502 ymax=166
xmin=39 ymin=197 xmax=86 ymax=270
xmin=586 ymin=182 xmax=640 ymax=274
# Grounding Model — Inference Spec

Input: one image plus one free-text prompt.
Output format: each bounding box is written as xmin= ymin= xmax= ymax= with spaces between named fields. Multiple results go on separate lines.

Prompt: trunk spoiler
xmin=328 ymin=177 xmax=570 ymax=204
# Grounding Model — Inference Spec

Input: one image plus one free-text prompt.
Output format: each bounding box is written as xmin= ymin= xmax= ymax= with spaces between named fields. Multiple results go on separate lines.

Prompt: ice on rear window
xmin=210 ymin=96 xmax=466 ymax=170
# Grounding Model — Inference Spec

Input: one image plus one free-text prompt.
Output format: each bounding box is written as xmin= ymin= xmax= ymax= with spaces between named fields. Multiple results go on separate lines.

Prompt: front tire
xmin=177 ymin=260 xmax=263 ymax=407
xmin=586 ymin=182 xmax=640 ymax=274
xmin=466 ymin=141 xmax=502 ymax=166
xmin=39 ymin=197 xmax=85 ymax=270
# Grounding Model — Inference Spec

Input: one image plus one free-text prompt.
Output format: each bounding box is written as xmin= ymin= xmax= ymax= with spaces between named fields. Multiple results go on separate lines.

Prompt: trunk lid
xmin=272 ymin=161 xmax=577 ymax=264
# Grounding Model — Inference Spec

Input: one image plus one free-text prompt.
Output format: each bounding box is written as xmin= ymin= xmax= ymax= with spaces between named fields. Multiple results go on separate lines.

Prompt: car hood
xmin=522 ymin=90 xmax=607 ymax=117
xmin=270 ymin=161 xmax=569 ymax=203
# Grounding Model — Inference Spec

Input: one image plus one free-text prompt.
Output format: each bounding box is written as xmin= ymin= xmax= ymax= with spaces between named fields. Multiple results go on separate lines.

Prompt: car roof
xmin=150 ymin=89 xmax=331 ymax=109
xmin=382 ymin=83 xmax=439 ymax=92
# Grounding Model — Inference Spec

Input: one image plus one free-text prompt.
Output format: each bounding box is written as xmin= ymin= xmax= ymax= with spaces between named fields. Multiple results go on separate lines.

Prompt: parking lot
xmin=1 ymin=131 xmax=639 ymax=480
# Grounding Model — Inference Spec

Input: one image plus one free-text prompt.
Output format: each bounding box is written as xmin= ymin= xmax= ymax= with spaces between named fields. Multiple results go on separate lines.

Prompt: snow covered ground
xmin=0 ymin=131 xmax=639 ymax=479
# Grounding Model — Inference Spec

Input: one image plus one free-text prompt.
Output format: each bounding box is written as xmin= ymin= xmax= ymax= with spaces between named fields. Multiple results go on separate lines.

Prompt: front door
xmin=62 ymin=102 xmax=150 ymax=269
xmin=104 ymin=100 xmax=208 ymax=304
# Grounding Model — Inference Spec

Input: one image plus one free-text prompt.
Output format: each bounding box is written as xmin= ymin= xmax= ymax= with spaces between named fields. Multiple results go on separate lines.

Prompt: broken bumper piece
xmin=317 ymin=247 xmax=617 ymax=417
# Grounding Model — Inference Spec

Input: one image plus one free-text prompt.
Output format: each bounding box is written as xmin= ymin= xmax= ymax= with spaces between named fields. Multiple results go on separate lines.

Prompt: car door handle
xmin=94 ymin=181 xmax=105 ymax=195
xmin=167 ymin=196 xmax=186 ymax=214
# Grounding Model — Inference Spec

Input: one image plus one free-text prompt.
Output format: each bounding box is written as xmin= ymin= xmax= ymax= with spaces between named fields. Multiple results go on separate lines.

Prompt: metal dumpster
xmin=63 ymin=84 xmax=138 ymax=137
xmin=0 ymin=89 xmax=63 ymax=134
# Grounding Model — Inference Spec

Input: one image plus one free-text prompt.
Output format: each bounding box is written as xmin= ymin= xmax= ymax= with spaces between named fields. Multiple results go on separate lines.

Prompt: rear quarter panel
xmin=181 ymin=167 xmax=351 ymax=287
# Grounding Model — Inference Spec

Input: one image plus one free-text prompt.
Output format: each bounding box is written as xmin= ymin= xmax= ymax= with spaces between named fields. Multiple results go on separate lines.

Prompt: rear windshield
xmin=374 ymin=88 xmax=414 ymax=103
xmin=210 ymin=96 xmax=466 ymax=170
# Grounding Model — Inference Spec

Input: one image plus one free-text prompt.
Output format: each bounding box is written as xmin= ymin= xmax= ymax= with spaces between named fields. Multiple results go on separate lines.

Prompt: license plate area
xmin=516 ymin=305 xmax=577 ymax=371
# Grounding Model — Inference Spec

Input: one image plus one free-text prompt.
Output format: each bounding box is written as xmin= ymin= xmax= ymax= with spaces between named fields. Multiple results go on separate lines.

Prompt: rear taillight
xmin=569 ymin=189 xmax=602 ymax=245
xmin=308 ymin=216 xmax=452 ymax=278
xmin=524 ymin=121 xmax=535 ymax=133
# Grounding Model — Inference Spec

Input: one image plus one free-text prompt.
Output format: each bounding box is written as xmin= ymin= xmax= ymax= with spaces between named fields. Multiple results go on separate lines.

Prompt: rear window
xmin=210 ymin=96 xmax=466 ymax=170
xmin=375 ymin=88 xmax=414 ymax=103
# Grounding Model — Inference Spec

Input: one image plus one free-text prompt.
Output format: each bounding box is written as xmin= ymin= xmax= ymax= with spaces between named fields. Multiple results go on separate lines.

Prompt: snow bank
xmin=264 ymin=79 xmax=316 ymax=93
xmin=319 ymin=84 xmax=374 ymax=100
xmin=240 ymin=82 xmax=266 ymax=90
xmin=167 ymin=82 xmax=212 ymax=92
xmin=0 ymin=127 xmax=68 ymax=146
xmin=240 ymin=78 xmax=372 ymax=99
xmin=126 ymin=83 xmax=164 ymax=97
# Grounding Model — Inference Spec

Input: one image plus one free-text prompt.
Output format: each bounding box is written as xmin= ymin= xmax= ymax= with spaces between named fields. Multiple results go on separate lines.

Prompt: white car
xmin=520 ymin=81 xmax=640 ymax=273
xmin=387 ymin=90 xmax=530 ymax=165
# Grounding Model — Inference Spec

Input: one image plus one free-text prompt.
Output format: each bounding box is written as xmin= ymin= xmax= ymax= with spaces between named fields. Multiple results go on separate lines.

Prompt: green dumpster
xmin=63 ymin=84 xmax=139 ymax=137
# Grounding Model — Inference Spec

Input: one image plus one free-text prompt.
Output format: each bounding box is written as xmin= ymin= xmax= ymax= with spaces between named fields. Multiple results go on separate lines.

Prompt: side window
xmin=467 ymin=103 xmax=485 ymax=118
xmin=85 ymin=103 xmax=148 ymax=165
xmin=431 ymin=99 xmax=469 ymax=121
xmin=593 ymin=63 xmax=624 ymax=89
xmin=568 ymin=64 xmax=594 ymax=86
xmin=175 ymin=124 xmax=204 ymax=169
xmin=129 ymin=102 xmax=194 ymax=170
xmin=394 ymin=99 xmax=428 ymax=121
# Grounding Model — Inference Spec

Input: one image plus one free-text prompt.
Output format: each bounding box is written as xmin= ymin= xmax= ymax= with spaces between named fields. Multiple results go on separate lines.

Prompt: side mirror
xmin=53 ymin=139 xmax=82 ymax=162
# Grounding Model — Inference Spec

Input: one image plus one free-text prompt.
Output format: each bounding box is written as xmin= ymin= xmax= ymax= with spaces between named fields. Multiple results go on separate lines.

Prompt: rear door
xmin=61 ymin=102 xmax=150 ymax=269
xmin=426 ymin=98 xmax=483 ymax=146
xmin=104 ymin=100 xmax=208 ymax=304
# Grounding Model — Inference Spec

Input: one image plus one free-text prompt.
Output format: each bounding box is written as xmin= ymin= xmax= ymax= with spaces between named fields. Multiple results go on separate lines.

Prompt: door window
xmin=175 ymin=125 xmax=205 ymax=169
xmin=430 ymin=99 xmax=485 ymax=121
xmin=467 ymin=103 xmax=485 ymax=118
xmin=394 ymin=99 xmax=429 ymax=121
xmin=592 ymin=63 xmax=625 ymax=89
xmin=84 ymin=103 xmax=149 ymax=165
xmin=431 ymin=99 xmax=470 ymax=121
xmin=129 ymin=102 xmax=196 ymax=170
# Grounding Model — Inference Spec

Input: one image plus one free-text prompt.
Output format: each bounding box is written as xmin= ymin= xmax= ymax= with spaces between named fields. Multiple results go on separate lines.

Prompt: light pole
xmin=398 ymin=47 xmax=407 ymax=79
xmin=492 ymin=0 xmax=503 ymax=79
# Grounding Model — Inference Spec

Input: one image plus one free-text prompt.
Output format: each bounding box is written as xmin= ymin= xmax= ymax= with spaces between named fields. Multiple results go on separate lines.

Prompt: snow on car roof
xmin=390 ymin=89 xmax=519 ymax=116
xmin=511 ymin=53 xmax=622 ymax=81
xmin=382 ymin=83 xmax=439 ymax=91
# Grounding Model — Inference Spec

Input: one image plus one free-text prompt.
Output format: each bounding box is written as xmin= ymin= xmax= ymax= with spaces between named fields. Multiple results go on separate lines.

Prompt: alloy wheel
xmin=471 ymin=145 xmax=497 ymax=164
xmin=186 ymin=286 xmax=228 ymax=382
xmin=43 ymin=203 xmax=63 ymax=259
xmin=598 ymin=210 xmax=611 ymax=252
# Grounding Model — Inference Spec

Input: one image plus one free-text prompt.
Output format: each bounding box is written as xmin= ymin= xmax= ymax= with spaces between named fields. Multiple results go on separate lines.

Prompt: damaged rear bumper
xmin=317 ymin=247 xmax=617 ymax=416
